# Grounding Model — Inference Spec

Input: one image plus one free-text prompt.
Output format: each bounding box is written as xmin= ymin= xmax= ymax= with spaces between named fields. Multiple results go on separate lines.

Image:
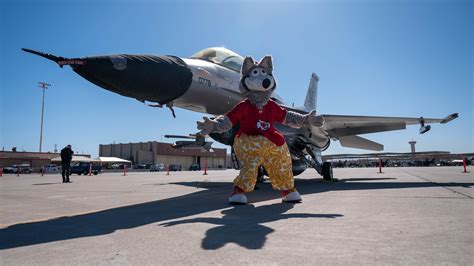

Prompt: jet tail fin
xmin=303 ymin=73 xmax=319 ymax=112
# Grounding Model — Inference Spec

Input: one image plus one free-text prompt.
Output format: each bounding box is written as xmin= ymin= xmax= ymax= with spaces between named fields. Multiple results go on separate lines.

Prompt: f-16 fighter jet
xmin=22 ymin=47 xmax=458 ymax=180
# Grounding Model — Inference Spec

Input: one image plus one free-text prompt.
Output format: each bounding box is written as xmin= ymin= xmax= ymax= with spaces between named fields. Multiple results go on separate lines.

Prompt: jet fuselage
xmin=25 ymin=46 xmax=457 ymax=180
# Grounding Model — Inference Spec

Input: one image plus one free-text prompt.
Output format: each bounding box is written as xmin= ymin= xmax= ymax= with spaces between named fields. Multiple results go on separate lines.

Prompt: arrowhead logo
xmin=256 ymin=120 xmax=270 ymax=131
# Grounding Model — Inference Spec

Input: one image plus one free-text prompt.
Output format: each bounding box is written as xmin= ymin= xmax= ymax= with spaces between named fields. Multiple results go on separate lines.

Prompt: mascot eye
xmin=261 ymin=69 xmax=266 ymax=74
xmin=252 ymin=69 xmax=259 ymax=76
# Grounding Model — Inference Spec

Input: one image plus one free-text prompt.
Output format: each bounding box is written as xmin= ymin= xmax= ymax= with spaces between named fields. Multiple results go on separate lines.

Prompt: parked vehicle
xmin=189 ymin=163 xmax=201 ymax=171
xmin=133 ymin=164 xmax=150 ymax=169
xmin=150 ymin=164 xmax=165 ymax=172
xmin=110 ymin=163 xmax=121 ymax=169
xmin=43 ymin=164 xmax=60 ymax=173
xmin=70 ymin=162 xmax=102 ymax=175
xmin=3 ymin=166 xmax=16 ymax=174
xmin=169 ymin=164 xmax=182 ymax=171
xmin=3 ymin=164 xmax=32 ymax=174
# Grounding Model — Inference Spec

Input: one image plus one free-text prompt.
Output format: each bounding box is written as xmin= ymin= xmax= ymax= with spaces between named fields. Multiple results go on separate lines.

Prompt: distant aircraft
xmin=164 ymin=134 xmax=213 ymax=151
xmin=22 ymin=47 xmax=458 ymax=181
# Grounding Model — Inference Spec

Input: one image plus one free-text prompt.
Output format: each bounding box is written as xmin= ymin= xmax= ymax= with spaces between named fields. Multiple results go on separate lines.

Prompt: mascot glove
xmin=306 ymin=110 xmax=325 ymax=127
xmin=196 ymin=117 xmax=215 ymax=135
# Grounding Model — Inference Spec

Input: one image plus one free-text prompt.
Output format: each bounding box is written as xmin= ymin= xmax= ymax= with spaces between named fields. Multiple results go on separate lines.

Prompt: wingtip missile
xmin=440 ymin=113 xmax=459 ymax=124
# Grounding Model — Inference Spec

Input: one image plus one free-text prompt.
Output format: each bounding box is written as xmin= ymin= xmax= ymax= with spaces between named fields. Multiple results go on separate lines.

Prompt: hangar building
xmin=99 ymin=141 xmax=227 ymax=170
xmin=0 ymin=151 xmax=91 ymax=169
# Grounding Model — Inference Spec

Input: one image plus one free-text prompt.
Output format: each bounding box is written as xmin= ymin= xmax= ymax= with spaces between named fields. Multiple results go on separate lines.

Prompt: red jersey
xmin=226 ymin=99 xmax=287 ymax=146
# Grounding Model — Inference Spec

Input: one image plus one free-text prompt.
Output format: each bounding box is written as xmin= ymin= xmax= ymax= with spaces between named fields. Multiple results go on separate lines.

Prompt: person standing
xmin=60 ymin=144 xmax=74 ymax=183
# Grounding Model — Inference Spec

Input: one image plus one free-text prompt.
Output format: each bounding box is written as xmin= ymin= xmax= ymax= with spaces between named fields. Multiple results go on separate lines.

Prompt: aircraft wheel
xmin=256 ymin=166 xmax=266 ymax=184
xmin=322 ymin=162 xmax=333 ymax=181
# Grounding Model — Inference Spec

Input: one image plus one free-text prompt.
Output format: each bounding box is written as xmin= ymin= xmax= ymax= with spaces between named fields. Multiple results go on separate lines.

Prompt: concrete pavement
xmin=0 ymin=167 xmax=472 ymax=265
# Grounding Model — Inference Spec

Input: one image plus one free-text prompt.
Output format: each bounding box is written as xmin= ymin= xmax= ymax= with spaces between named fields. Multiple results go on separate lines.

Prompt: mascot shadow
xmin=1 ymin=177 xmax=471 ymax=250
xmin=160 ymin=203 xmax=342 ymax=250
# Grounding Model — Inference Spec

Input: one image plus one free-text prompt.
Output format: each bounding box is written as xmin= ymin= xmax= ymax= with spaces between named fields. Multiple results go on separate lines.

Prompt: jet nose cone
xmin=73 ymin=54 xmax=193 ymax=104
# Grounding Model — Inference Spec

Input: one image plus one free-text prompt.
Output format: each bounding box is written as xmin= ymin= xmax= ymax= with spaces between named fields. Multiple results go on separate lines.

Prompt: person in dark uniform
xmin=60 ymin=144 xmax=74 ymax=183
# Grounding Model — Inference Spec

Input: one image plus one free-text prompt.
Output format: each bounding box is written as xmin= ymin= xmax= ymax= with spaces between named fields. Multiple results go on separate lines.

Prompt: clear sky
xmin=1 ymin=0 xmax=472 ymax=157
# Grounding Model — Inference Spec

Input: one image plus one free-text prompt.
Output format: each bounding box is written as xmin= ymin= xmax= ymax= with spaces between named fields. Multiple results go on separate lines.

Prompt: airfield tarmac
xmin=0 ymin=167 xmax=472 ymax=265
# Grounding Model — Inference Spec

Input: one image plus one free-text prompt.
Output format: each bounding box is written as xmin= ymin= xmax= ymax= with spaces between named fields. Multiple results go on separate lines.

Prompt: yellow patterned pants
xmin=233 ymin=134 xmax=295 ymax=192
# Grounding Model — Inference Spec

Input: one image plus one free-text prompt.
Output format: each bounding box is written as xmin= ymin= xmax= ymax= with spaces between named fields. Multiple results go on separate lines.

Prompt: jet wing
xmin=321 ymin=113 xmax=458 ymax=138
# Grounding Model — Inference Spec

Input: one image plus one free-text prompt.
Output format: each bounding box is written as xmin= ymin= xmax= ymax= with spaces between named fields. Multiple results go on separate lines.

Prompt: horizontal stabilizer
xmin=339 ymin=135 xmax=384 ymax=151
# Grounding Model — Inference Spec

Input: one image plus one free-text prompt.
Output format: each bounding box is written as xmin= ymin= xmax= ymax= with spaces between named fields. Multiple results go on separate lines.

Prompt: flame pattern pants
xmin=233 ymin=134 xmax=295 ymax=192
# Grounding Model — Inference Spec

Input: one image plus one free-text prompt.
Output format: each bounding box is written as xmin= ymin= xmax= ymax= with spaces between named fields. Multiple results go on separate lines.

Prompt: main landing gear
xmin=304 ymin=146 xmax=336 ymax=182
xmin=321 ymin=162 xmax=334 ymax=182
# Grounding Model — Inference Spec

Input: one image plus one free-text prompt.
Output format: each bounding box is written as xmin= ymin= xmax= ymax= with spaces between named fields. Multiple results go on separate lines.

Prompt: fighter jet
xmin=164 ymin=134 xmax=213 ymax=151
xmin=22 ymin=47 xmax=458 ymax=181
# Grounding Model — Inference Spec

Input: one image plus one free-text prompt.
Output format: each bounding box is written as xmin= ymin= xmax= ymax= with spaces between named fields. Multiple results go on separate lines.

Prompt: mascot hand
xmin=197 ymin=117 xmax=215 ymax=135
xmin=306 ymin=110 xmax=325 ymax=127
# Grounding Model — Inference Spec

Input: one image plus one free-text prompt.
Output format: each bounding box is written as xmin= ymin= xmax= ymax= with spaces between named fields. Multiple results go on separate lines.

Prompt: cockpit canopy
xmin=191 ymin=47 xmax=244 ymax=73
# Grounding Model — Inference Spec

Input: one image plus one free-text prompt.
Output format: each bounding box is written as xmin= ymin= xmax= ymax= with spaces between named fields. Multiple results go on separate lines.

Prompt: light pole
xmin=38 ymin=82 xmax=51 ymax=153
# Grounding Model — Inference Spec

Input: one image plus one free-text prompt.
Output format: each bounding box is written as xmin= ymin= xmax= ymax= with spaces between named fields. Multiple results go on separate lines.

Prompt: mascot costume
xmin=197 ymin=55 xmax=324 ymax=204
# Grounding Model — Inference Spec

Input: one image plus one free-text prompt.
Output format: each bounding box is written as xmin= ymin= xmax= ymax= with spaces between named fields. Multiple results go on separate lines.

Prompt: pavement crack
xmin=401 ymin=170 xmax=473 ymax=199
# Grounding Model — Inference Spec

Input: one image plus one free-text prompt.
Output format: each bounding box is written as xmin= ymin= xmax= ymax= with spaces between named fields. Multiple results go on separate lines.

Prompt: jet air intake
xmin=22 ymin=49 xmax=193 ymax=105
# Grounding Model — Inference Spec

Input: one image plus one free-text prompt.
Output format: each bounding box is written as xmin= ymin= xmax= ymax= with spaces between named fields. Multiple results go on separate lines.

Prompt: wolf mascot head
xmin=239 ymin=56 xmax=277 ymax=109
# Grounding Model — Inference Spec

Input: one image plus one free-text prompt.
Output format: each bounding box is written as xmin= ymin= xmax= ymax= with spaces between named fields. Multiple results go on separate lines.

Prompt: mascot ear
xmin=241 ymin=56 xmax=255 ymax=76
xmin=258 ymin=55 xmax=273 ymax=74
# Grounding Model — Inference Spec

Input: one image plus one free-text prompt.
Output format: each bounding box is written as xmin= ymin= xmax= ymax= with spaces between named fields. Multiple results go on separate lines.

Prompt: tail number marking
xmin=198 ymin=77 xmax=212 ymax=87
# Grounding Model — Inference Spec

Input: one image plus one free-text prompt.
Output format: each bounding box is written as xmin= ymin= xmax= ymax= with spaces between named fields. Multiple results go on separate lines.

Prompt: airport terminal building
xmin=99 ymin=141 xmax=227 ymax=170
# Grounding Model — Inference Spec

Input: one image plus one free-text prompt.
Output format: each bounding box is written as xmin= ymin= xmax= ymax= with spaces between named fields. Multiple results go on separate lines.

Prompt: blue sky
xmin=1 ymin=0 xmax=472 ymax=157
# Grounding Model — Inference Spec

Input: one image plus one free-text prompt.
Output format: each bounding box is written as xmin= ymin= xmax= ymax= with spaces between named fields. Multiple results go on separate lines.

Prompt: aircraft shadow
xmin=0 ymin=177 xmax=471 ymax=250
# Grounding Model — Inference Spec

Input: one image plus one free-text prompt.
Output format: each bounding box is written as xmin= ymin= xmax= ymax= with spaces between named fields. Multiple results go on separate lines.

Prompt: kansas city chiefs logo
xmin=256 ymin=120 xmax=270 ymax=131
